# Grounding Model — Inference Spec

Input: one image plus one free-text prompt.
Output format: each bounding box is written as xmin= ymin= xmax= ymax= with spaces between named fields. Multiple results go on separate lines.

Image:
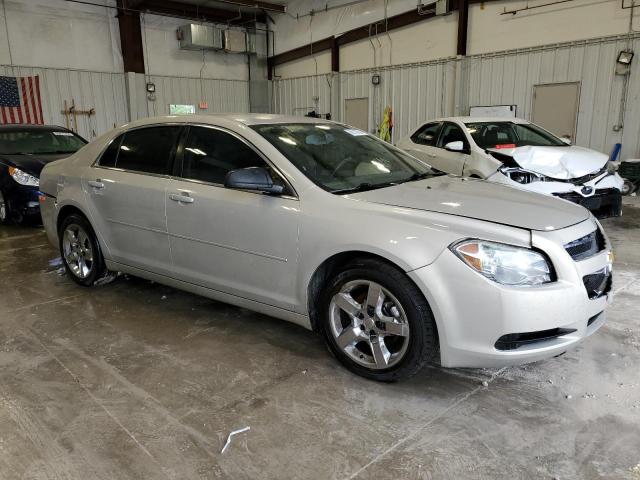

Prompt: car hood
xmin=350 ymin=175 xmax=590 ymax=231
xmin=487 ymin=145 xmax=608 ymax=179
xmin=0 ymin=153 xmax=71 ymax=176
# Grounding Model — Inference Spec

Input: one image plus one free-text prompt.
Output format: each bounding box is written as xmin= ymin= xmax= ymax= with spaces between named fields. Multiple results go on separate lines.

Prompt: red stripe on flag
xmin=1 ymin=107 xmax=7 ymax=124
xmin=20 ymin=77 xmax=32 ymax=124
xmin=8 ymin=107 xmax=15 ymax=124
xmin=33 ymin=76 xmax=43 ymax=124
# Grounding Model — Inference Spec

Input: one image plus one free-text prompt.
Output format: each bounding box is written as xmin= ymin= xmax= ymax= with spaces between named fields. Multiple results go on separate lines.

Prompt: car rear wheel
xmin=321 ymin=258 xmax=438 ymax=382
xmin=59 ymin=213 xmax=108 ymax=286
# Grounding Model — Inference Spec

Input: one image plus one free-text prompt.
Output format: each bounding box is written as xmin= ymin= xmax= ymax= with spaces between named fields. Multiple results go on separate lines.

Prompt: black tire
xmin=320 ymin=258 xmax=438 ymax=382
xmin=0 ymin=189 xmax=13 ymax=224
xmin=58 ymin=213 xmax=109 ymax=287
xmin=622 ymin=179 xmax=636 ymax=196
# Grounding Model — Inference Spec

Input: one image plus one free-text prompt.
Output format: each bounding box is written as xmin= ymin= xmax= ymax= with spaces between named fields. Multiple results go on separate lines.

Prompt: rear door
xmin=433 ymin=122 xmax=471 ymax=176
xmin=401 ymin=122 xmax=445 ymax=170
xmin=165 ymin=125 xmax=300 ymax=310
xmin=83 ymin=125 xmax=182 ymax=276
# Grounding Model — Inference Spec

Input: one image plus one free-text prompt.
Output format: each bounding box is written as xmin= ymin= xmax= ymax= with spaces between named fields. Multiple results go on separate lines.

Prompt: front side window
xmin=465 ymin=122 xmax=567 ymax=149
xmin=252 ymin=123 xmax=436 ymax=193
xmin=436 ymin=123 xmax=469 ymax=150
xmin=115 ymin=126 xmax=181 ymax=175
xmin=181 ymin=127 xmax=269 ymax=185
xmin=0 ymin=129 xmax=86 ymax=155
xmin=411 ymin=122 xmax=441 ymax=146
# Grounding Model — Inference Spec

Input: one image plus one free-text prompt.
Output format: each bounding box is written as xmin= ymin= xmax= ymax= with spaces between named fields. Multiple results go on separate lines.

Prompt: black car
xmin=0 ymin=125 xmax=87 ymax=224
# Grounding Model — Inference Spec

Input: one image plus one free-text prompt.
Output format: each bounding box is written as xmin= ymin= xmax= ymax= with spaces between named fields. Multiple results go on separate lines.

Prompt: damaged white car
xmin=398 ymin=117 xmax=624 ymax=218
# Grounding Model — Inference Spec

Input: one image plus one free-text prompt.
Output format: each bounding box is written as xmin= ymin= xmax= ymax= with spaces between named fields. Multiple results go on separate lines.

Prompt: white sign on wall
xmin=469 ymin=105 xmax=517 ymax=118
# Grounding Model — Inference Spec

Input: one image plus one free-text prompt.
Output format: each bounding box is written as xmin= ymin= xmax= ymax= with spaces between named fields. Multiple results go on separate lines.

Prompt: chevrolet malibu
xmin=39 ymin=115 xmax=613 ymax=382
xmin=397 ymin=117 xmax=624 ymax=218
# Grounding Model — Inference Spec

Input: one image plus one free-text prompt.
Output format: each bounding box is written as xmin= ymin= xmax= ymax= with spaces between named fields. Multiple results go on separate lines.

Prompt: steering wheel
xmin=330 ymin=153 xmax=368 ymax=177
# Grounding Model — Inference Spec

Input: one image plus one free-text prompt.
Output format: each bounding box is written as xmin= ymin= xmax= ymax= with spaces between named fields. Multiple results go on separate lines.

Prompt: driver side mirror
xmin=560 ymin=137 xmax=572 ymax=145
xmin=225 ymin=167 xmax=284 ymax=195
xmin=444 ymin=141 xmax=465 ymax=152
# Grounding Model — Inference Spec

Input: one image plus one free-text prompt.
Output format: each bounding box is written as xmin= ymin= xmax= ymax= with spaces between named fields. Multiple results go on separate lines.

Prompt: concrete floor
xmin=1 ymin=199 xmax=639 ymax=480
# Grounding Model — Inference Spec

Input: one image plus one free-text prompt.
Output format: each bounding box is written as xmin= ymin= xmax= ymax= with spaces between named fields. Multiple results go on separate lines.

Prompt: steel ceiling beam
xmin=136 ymin=0 xmax=266 ymax=24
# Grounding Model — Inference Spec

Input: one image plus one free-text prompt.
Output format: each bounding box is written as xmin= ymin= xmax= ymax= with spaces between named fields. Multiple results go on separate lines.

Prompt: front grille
xmin=553 ymin=188 xmax=622 ymax=219
xmin=583 ymin=268 xmax=612 ymax=299
xmin=495 ymin=328 xmax=577 ymax=351
xmin=564 ymin=229 xmax=606 ymax=261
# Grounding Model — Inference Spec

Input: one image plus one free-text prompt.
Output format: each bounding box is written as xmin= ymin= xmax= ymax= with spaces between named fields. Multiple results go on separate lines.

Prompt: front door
xmin=83 ymin=125 xmax=182 ymax=276
xmin=165 ymin=125 xmax=300 ymax=311
xmin=433 ymin=122 xmax=471 ymax=176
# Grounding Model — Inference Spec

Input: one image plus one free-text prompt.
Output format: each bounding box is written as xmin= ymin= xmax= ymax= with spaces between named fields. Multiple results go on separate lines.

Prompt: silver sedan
xmin=39 ymin=115 xmax=613 ymax=381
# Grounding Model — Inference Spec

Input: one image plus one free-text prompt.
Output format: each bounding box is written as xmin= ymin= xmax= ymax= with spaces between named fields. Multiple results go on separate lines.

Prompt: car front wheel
xmin=321 ymin=258 xmax=438 ymax=382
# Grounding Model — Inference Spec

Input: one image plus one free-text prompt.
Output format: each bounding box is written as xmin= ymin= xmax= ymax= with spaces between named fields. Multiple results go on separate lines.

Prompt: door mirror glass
xmin=444 ymin=141 xmax=464 ymax=152
xmin=225 ymin=167 xmax=284 ymax=194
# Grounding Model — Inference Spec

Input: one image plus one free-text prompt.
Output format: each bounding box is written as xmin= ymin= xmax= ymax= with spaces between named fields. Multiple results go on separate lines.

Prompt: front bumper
xmin=409 ymin=217 xmax=611 ymax=368
xmin=1 ymin=181 xmax=42 ymax=219
xmin=553 ymin=188 xmax=621 ymax=219
xmin=490 ymin=171 xmax=624 ymax=218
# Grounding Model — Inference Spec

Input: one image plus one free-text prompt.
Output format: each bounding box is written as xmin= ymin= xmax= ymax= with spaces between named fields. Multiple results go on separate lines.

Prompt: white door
xmin=401 ymin=122 xmax=447 ymax=170
xmin=532 ymin=82 xmax=580 ymax=142
xmin=165 ymin=126 xmax=300 ymax=310
xmin=344 ymin=98 xmax=369 ymax=132
xmin=433 ymin=122 xmax=471 ymax=176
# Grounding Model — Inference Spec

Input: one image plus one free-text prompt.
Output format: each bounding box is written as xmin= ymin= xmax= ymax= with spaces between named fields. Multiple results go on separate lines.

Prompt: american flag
xmin=0 ymin=75 xmax=43 ymax=125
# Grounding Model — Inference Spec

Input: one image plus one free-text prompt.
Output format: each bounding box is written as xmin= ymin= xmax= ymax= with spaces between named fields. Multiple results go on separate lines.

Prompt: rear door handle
xmin=169 ymin=193 xmax=195 ymax=204
xmin=88 ymin=180 xmax=104 ymax=189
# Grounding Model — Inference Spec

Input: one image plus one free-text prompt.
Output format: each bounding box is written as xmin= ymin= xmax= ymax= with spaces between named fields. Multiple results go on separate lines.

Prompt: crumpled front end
xmin=487 ymin=166 xmax=624 ymax=218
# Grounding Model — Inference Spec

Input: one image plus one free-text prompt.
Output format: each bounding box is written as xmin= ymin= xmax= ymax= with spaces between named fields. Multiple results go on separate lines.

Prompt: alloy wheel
xmin=0 ymin=190 xmax=6 ymax=221
xmin=328 ymin=280 xmax=410 ymax=370
xmin=62 ymin=224 xmax=94 ymax=279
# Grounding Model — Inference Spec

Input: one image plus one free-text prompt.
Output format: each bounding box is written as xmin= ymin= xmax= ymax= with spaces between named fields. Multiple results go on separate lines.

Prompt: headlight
xmin=451 ymin=239 xmax=553 ymax=286
xmin=8 ymin=166 xmax=39 ymax=186
xmin=500 ymin=167 xmax=543 ymax=184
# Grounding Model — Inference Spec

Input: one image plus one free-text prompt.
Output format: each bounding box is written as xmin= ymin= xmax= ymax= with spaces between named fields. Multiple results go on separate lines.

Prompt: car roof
xmin=432 ymin=116 xmax=531 ymax=124
xmin=0 ymin=124 xmax=72 ymax=132
xmin=122 ymin=114 xmax=334 ymax=130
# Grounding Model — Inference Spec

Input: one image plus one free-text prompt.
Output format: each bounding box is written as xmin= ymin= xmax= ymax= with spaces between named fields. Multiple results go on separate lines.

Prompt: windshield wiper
xmin=333 ymin=182 xmax=397 ymax=194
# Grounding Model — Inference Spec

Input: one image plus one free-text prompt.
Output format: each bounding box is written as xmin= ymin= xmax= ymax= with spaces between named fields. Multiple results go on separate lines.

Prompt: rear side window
xmin=411 ymin=122 xmax=441 ymax=146
xmin=181 ymin=126 xmax=268 ymax=184
xmin=115 ymin=126 xmax=181 ymax=175
xmin=97 ymin=134 xmax=123 ymax=168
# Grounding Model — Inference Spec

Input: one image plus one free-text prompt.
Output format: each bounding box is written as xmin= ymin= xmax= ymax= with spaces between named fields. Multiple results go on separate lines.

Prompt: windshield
xmin=465 ymin=122 xmax=568 ymax=149
xmin=0 ymin=129 xmax=86 ymax=155
xmin=251 ymin=123 xmax=436 ymax=193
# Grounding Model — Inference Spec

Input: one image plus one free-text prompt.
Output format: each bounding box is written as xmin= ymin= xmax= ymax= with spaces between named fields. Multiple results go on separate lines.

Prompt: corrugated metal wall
xmin=272 ymin=73 xmax=333 ymax=118
xmin=271 ymin=33 xmax=640 ymax=159
xmin=0 ymin=64 xmax=128 ymax=140
xmin=339 ymin=60 xmax=457 ymax=142
xmin=141 ymin=74 xmax=250 ymax=117
xmin=271 ymin=60 xmax=456 ymax=143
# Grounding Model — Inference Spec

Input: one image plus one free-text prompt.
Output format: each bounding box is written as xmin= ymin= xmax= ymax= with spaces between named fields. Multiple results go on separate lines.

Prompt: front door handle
xmin=88 ymin=180 xmax=104 ymax=189
xmin=169 ymin=193 xmax=195 ymax=204
xmin=427 ymin=153 xmax=437 ymax=158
